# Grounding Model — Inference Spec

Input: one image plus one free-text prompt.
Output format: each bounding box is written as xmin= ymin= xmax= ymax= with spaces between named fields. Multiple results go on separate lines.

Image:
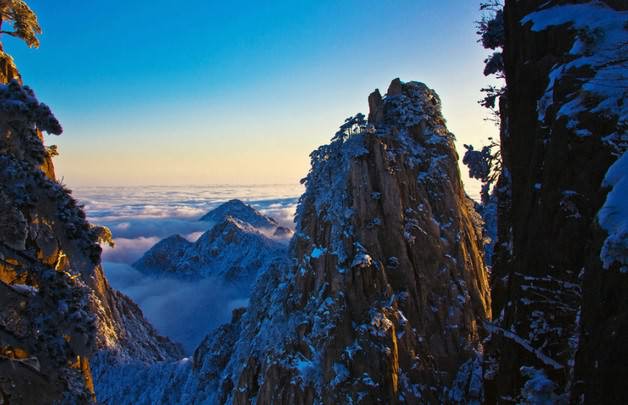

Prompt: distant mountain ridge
xmin=133 ymin=216 xmax=287 ymax=283
xmin=133 ymin=200 xmax=290 ymax=283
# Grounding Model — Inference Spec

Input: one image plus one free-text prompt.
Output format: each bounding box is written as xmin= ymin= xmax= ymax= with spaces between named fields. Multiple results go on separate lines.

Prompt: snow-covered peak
xmin=132 ymin=234 xmax=192 ymax=277
xmin=381 ymin=78 xmax=448 ymax=130
xmin=295 ymin=78 xmax=457 ymax=265
xmin=134 ymin=215 xmax=287 ymax=282
xmin=197 ymin=215 xmax=266 ymax=242
xmin=199 ymin=199 xmax=278 ymax=229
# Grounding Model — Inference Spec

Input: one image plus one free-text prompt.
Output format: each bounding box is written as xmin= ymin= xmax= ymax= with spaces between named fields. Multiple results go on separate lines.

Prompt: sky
xmin=5 ymin=0 xmax=498 ymax=188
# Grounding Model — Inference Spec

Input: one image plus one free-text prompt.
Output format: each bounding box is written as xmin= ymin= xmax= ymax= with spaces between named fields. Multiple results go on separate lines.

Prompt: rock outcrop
xmin=0 ymin=64 xmax=100 ymax=403
xmin=257 ymin=79 xmax=491 ymax=403
xmin=208 ymin=79 xmax=491 ymax=404
xmin=89 ymin=262 xmax=184 ymax=363
xmin=99 ymin=79 xmax=491 ymax=404
xmin=484 ymin=1 xmax=627 ymax=403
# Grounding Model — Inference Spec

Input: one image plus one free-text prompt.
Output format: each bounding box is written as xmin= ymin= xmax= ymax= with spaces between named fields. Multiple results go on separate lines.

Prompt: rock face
xmin=485 ymin=1 xmax=627 ymax=403
xmin=89 ymin=263 xmax=184 ymax=359
xmin=210 ymin=79 xmax=491 ymax=404
xmin=100 ymin=79 xmax=490 ymax=404
xmin=0 ymin=62 xmax=100 ymax=402
xmin=264 ymin=79 xmax=491 ymax=403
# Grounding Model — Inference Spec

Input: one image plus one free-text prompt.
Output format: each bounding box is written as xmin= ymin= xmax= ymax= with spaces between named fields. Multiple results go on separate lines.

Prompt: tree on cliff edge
xmin=0 ymin=0 xmax=41 ymax=48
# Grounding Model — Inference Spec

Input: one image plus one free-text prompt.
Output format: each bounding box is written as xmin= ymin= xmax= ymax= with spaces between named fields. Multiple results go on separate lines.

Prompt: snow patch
xmin=598 ymin=152 xmax=628 ymax=273
xmin=523 ymin=2 xmax=627 ymax=149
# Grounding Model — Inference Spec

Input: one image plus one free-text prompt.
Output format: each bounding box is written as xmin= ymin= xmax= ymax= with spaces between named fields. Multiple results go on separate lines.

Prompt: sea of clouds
xmin=73 ymin=184 xmax=302 ymax=352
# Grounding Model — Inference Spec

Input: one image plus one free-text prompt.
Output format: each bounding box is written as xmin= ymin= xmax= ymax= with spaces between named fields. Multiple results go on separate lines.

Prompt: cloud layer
xmin=75 ymin=185 xmax=302 ymax=265
xmin=104 ymin=261 xmax=250 ymax=353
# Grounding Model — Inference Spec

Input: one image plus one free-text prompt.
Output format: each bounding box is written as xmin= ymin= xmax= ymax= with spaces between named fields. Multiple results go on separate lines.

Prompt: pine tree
xmin=0 ymin=0 xmax=42 ymax=48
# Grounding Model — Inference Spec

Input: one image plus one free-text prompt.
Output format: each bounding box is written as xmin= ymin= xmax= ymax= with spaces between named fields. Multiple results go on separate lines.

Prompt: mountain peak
xmin=199 ymin=199 xmax=278 ymax=229
xmin=194 ymin=216 xmax=267 ymax=247
xmin=196 ymin=79 xmax=489 ymax=403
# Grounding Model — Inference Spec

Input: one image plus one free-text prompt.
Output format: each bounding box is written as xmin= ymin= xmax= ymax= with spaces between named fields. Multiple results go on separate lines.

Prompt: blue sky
xmin=5 ymin=0 xmax=497 ymax=188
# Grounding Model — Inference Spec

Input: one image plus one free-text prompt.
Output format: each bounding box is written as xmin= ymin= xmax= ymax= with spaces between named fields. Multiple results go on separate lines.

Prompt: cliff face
xmin=0 ymin=54 xmax=181 ymax=403
xmin=89 ymin=264 xmax=184 ymax=362
xmin=0 ymin=63 xmax=100 ymax=403
xmin=486 ymin=1 xmax=627 ymax=403
xmin=272 ymin=79 xmax=491 ymax=403
xmin=188 ymin=79 xmax=489 ymax=404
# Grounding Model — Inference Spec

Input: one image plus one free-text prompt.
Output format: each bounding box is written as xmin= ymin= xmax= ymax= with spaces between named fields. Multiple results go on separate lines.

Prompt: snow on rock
xmin=310 ymin=246 xmax=326 ymax=259
xmin=520 ymin=366 xmax=561 ymax=405
xmin=351 ymin=251 xmax=373 ymax=269
xmin=598 ymin=151 xmax=628 ymax=273
xmin=199 ymin=199 xmax=279 ymax=229
xmin=486 ymin=2 xmax=627 ymax=402
xmin=523 ymin=2 xmax=627 ymax=151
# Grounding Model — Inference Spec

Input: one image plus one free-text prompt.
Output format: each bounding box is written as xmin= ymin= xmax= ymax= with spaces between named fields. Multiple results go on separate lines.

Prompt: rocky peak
xmin=386 ymin=77 xmax=403 ymax=96
xmin=197 ymin=216 xmax=266 ymax=245
xmin=283 ymin=79 xmax=490 ymax=402
xmin=273 ymin=225 xmax=293 ymax=238
xmin=131 ymin=234 xmax=192 ymax=277
xmin=199 ymin=199 xmax=278 ymax=230
xmin=367 ymin=88 xmax=383 ymax=125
